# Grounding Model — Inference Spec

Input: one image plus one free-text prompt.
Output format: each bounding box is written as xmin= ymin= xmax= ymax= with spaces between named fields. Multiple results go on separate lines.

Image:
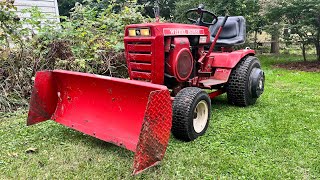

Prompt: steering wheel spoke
xmin=187 ymin=17 xmax=197 ymax=23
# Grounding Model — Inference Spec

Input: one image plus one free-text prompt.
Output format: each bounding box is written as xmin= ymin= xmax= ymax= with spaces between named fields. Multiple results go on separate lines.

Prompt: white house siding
xmin=14 ymin=0 xmax=60 ymax=22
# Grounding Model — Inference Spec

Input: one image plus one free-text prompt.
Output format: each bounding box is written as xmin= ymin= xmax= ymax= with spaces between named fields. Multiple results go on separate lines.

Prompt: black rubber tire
xmin=226 ymin=56 xmax=262 ymax=107
xmin=172 ymin=87 xmax=211 ymax=142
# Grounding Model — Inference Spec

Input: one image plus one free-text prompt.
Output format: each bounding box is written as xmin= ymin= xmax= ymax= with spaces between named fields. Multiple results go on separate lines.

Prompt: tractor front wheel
xmin=226 ymin=56 xmax=265 ymax=107
xmin=172 ymin=87 xmax=211 ymax=141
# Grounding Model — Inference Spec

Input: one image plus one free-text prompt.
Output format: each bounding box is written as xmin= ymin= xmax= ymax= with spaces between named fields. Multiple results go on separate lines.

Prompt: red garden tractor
xmin=27 ymin=4 xmax=265 ymax=175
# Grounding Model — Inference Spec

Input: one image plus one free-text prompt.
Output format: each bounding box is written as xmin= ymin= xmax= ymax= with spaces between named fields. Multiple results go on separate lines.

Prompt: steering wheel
xmin=186 ymin=4 xmax=218 ymax=27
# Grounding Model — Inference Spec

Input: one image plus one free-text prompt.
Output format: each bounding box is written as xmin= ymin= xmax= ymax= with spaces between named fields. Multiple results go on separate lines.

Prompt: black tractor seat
xmin=209 ymin=16 xmax=246 ymax=46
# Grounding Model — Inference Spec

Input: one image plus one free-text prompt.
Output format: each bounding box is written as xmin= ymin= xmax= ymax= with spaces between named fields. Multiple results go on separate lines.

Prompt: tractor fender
xmin=210 ymin=49 xmax=255 ymax=69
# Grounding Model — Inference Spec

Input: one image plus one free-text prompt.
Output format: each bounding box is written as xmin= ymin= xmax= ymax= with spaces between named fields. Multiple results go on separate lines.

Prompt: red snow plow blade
xmin=27 ymin=70 xmax=172 ymax=175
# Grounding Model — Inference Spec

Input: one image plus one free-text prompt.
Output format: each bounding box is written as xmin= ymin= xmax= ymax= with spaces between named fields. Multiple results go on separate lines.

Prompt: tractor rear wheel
xmin=172 ymin=87 xmax=211 ymax=141
xmin=226 ymin=56 xmax=265 ymax=107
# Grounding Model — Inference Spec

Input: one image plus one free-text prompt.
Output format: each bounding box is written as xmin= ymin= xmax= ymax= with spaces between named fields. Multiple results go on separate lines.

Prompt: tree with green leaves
xmin=137 ymin=0 xmax=175 ymax=19
xmin=173 ymin=0 xmax=265 ymax=34
xmin=267 ymin=0 xmax=320 ymax=61
xmin=0 ymin=1 xmax=23 ymax=50
xmin=284 ymin=0 xmax=320 ymax=61
xmin=58 ymin=0 xmax=132 ymax=17
xmin=58 ymin=0 xmax=84 ymax=17
xmin=264 ymin=0 xmax=285 ymax=54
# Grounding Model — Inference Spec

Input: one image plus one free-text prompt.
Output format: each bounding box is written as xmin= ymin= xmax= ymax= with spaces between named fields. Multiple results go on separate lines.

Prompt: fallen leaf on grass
xmin=38 ymin=161 xmax=45 ymax=168
xmin=26 ymin=147 xmax=38 ymax=154
xmin=8 ymin=153 xmax=19 ymax=157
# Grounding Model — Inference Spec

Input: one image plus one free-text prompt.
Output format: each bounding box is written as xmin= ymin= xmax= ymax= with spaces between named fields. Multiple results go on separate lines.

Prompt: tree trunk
xmin=302 ymin=43 xmax=307 ymax=61
xmin=316 ymin=30 xmax=320 ymax=61
xmin=254 ymin=30 xmax=258 ymax=50
xmin=315 ymin=22 xmax=320 ymax=61
xmin=270 ymin=33 xmax=280 ymax=54
xmin=316 ymin=43 xmax=320 ymax=61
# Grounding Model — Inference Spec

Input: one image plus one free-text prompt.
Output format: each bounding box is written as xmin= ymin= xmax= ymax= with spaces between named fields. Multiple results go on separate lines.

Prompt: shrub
xmin=0 ymin=1 xmax=150 ymax=112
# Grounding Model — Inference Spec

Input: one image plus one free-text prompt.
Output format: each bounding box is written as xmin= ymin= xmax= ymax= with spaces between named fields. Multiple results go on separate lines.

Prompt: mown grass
xmin=1 ymin=55 xmax=320 ymax=179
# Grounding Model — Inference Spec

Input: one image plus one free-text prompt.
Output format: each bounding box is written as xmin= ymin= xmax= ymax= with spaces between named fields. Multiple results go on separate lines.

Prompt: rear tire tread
xmin=227 ymin=56 xmax=261 ymax=106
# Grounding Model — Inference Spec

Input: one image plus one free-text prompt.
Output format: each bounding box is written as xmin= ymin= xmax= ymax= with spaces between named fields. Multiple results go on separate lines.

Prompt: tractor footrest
xmin=198 ymin=72 xmax=212 ymax=77
xmin=199 ymin=79 xmax=227 ymax=88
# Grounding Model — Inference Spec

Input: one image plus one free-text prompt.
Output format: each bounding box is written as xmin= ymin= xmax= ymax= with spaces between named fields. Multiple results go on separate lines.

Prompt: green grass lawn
xmin=1 ymin=55 xmax=320 ymax=179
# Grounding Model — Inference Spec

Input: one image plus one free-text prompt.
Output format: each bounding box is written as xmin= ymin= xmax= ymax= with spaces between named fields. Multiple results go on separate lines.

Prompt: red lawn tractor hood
xmin=125 ymin=23 xmax=211 ymax=37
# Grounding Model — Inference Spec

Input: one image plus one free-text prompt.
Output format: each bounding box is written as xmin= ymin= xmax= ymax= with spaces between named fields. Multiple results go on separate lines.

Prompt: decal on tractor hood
xmin=163 ymin=28 xmax=205 ymax=35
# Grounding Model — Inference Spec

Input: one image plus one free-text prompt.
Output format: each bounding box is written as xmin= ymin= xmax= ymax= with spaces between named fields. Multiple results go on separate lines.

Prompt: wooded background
xmin=57 ymin=0 xmax=320 ymax=60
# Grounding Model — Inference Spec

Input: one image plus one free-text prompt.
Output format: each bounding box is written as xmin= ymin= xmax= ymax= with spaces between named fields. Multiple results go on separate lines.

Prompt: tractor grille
xmin=126 ymin=42 xmax=153 ymax=82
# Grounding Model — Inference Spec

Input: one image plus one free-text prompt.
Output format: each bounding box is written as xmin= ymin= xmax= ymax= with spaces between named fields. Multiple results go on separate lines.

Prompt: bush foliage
xmin=0 ymin=1 xmax=150 ymax=112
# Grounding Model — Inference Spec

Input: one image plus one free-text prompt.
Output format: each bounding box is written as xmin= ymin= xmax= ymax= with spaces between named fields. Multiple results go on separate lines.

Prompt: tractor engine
xmin=165 ymin=37 xmax=193 ymax=83
xmin=124 ymin=23 xmax=210 ymax=89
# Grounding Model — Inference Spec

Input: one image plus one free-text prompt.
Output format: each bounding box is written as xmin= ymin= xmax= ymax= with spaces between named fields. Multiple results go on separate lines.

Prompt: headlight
xmin=140 ymin=28 xmax=150 ymax=36
xmin=128 ymin=28 xmax=150 ymax=37
xmin=128 ymin=29 xmax=136 ymax=37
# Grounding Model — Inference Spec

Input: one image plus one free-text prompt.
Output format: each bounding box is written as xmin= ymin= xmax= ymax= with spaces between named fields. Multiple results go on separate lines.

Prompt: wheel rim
xmin=258 ymin=76 xmax=264 ymax=91
xmin=193 ymin=100 xmax=209 ymax=133
xmin=250 ymin=68 xmax=265 ymax=98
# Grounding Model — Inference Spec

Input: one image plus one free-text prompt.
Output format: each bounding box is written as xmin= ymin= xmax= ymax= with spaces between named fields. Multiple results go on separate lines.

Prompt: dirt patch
xmin=273 ymin=61 xmax=320 ymax=72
